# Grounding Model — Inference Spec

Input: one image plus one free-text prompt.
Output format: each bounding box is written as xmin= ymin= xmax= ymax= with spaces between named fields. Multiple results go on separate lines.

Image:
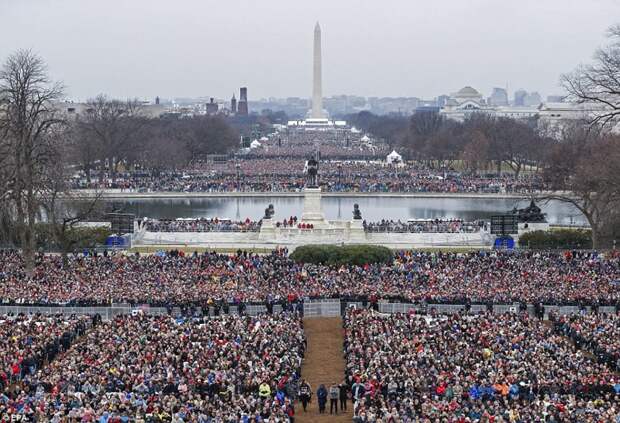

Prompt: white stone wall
xmin=136 ymin=229 xmax=491 ymax=249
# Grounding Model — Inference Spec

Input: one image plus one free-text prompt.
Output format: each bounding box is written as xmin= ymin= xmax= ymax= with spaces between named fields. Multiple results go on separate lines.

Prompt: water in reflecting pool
xmin=104 ymin=196 xmax=586 ymax=225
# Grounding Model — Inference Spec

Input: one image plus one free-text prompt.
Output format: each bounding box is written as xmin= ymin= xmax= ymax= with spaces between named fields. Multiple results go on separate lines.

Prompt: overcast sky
xmin=1 ymin=0 xmax=619 ymax=101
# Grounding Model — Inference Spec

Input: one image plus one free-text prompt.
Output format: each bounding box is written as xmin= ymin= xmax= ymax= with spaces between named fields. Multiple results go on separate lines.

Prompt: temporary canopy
xmin=250 ymin=139 xmax=262 ymax=149
xmin=386 ymin=150 xmax=403 ymax=164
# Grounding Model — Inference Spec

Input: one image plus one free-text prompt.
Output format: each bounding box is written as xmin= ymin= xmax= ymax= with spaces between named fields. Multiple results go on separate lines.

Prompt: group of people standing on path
xmin=298 ymin=379 xmax=350 ymax=415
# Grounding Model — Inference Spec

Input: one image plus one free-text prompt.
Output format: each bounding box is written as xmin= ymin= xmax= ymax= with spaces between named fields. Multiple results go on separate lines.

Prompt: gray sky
xmin=1 ymin=0 xmax=619 ymax=101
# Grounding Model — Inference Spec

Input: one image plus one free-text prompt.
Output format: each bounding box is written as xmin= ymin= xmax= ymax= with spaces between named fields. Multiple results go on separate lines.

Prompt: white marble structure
xmin=135 ymin=226 xmax=491 ymax=250
xmin=301 ymin=187 xmax=329 ymax=227
xmin=312 ymin=22 xmax=323 ymax=119
xmin=133 ymin=187 xmax=493 ymax=249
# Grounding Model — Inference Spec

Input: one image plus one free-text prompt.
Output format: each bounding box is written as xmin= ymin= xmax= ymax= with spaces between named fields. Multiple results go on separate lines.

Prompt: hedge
xmin=290 ymin=244 xmax=393 ymax=266
xmin=518 ymin=229 xmax=592 ymax=250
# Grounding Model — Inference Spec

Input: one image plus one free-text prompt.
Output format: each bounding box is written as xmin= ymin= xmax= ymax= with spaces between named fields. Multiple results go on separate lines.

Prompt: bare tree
xmin=39 ymin=127 xmax=104 ymax=261
xmin=70 ymin=117 xmax=101 ymax=184
xmin=561 ymin=25 xmax=620 ymax=128
xmin=78 ymin=95 xmax=145 ymax=181
xmin=0 ymin=50 xmax=65 ymax=270
xmin=542 ymin=127 xmax=620 ymax=249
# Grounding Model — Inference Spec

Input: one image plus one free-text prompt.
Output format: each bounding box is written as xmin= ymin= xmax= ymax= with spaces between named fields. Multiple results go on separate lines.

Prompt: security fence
xmin=0 ymin=305 xmax=167 ymax=320
xmin=0 ymin=300 xmax=615 ymax=320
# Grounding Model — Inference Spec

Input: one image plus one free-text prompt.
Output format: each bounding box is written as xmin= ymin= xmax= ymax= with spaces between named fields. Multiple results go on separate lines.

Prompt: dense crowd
xmin=0 ymin=250 xmax=619 ymax=307
xmin=553 ymin=311 xmax=620 ymax=372
xmin=344 ymin=309 xmax=620 ymax=422
xmin=4 ymin=312 xmax=304 ymax=421
xmin=71 ymin=159 xmax=546 ymax=194
xmin=0 ymin=314 xmax=90 ymax=387
xmin=242 ymin=141 xmax=391 ymax=160
xmin=363 ymin=219 xmax=483 ymax=233
xmin=143 ymin=218 xmax=261 ymax=233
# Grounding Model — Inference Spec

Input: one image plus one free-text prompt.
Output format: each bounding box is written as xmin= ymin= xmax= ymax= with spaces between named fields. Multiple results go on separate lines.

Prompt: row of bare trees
xmin=0 ymin=50 xmax=240 ymax=269
xmin=345 ymin=110 xmax=546 ymax=178
xmin=406 ymin=112 xmax=547 ymax=178
xmin=70 ymin=96 xmax=239 ymax=183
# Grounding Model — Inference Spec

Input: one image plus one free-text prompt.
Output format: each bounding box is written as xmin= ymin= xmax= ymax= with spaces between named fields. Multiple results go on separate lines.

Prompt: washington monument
xmin=312 ymin=22 xmax=323 ymax=119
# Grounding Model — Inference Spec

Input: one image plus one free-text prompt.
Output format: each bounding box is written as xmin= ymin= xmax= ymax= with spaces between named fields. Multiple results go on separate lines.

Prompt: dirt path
xmin=297 ymin=317 xmax=352 ymax=423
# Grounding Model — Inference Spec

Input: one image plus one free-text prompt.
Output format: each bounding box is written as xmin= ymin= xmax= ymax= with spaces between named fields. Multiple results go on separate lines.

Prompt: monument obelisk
xmin=312 ymin=22 xmax=323 ymax=119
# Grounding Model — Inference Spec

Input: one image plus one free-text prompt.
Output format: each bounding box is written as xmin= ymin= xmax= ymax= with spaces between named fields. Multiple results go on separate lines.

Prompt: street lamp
xmin=236 ymin=163 xmax=241 ymax=192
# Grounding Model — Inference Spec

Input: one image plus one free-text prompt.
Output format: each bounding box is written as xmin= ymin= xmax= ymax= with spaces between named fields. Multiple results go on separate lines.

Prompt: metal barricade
xmin=303 ymin=299 xmax=341 ymax=317
xmin=429 ymin=304 xmax=465 ymax=314
xmin=378 ymin=302 xmax=420 ymax=314
xmin=470 ymin=304 xmax=489 ymax=314
xmin=246 ymin=305 xmax=267 ymax=316
xmin=492 ymin=304 xmax=518 ymax=314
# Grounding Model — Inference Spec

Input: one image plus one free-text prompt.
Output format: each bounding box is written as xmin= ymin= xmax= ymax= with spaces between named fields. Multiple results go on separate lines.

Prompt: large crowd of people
xmin=363 ymin=219 xmax=483 ymax=233
xmin=1 ymin=247 xmax=620 ymax=420
xmin=344 ymin=309 xmax=620 ymax=422
xmin=0 ymin=314 xmax=90 ymax=387
xmin=71 ymin=159 xmax=546 ymax=194
xmin=143 ymin=218 xmax=261 ymax=233
xmin=0 ymin=249 xmax=619 ymax=307
xmin=553 ymin=311 xmax=620 ymax=372
xmin=1 ymin=312 xmax=304 ymax=421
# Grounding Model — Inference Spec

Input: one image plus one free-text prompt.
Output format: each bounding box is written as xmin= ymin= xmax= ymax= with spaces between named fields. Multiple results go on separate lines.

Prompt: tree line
xmin=71 ymin=95 xmax=239 ymax=182
xmin=0 ymin=50 xmax=240 ymax=268
xmin=346 ymin=110 xmax=548 ymax=178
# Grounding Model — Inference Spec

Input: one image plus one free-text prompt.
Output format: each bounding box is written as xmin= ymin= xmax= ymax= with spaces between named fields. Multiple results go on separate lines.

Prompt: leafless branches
xmin=561 ymin=25 xmax=620 ymax=128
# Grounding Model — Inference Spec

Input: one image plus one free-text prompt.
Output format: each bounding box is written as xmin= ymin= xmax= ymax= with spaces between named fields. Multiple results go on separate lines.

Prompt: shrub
xmin=518 ymin=229 xmax=592 ymax=250
xmin=290 ymin=244 xmax=393 ymax=266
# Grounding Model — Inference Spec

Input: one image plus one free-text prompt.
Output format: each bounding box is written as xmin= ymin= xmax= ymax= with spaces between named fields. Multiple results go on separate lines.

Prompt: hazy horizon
xmin=2 ymin=0 xmax=619 ymax=102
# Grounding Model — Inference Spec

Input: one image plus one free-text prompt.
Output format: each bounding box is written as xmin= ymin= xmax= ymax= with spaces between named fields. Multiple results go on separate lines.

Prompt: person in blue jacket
xmin=316 ymin=384 xmax=328 ymax=414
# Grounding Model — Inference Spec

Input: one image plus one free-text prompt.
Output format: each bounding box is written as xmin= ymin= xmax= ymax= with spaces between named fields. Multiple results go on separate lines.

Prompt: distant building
xmin=488 ymin=88 xmax=508 ymax=106
xmin=440 ymin=86 xmax=492 ymax=121
xmin=206 ymin=98 xmax=219 ymax=115
xmin=547 ymin=95 xmax=565 ymax=103
xmin=514 ymin=89 xmax=527 ymax=106
xmin=54 ymin=101 xmax=167 ymax=119
xmin=524 ymin=91 xmax=542 ymax=107
xmin=436 ymin=95 xmax=450 ymax=108
xmin=415 ymin=105 xmax=441 ymax=113
xmin=230 ymin=94 xmax=237 ymax=114
xmin=237 ymin=87 xmax=249 ymax=116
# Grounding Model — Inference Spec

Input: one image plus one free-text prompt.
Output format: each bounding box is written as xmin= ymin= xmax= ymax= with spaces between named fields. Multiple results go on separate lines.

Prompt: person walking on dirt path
xmin=317 ymin=384 xmax=328 ymax=414
xmin=339 ymin=379 xmax=349 ymax=412
xmin=298 ymin=379 xmax=312 ymax=412
xmin=329 ymin=382 xmax=340 ymax=414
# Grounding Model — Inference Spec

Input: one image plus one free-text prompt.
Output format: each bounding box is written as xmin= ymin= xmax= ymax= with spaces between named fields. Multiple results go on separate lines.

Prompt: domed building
xmin=440 ymin=85 xmax=491 ymax=122
xmin=452 ymin=86 xmax=484 ymax=104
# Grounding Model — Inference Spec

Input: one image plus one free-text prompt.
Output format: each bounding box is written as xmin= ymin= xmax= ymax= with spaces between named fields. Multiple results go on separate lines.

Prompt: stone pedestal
xmin=301 ymin=187 xmax=329 ymax=228
xmin=258 ymin=218 xmax=276 ymax=240
xmin=518 ymin=222 xmax=550 ymax=234
xmin=349 ymin=219 xmax=366 ymax=241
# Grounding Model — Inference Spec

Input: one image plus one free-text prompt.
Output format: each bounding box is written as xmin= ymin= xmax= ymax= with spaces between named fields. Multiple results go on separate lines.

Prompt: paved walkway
xmin=297 ymin=318 xmax=351 ymax=423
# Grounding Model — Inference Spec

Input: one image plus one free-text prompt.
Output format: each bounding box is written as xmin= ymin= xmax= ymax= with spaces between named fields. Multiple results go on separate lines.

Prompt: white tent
xmin=360 ymin=135 xmax=371 ymax=143
xmin=386 ymin=150 xmax=402 ymax=164
xmin=250 ymin=139 xmax=262 ymax=149
xmin=259 ymin=136 xmax=269 ymax=142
